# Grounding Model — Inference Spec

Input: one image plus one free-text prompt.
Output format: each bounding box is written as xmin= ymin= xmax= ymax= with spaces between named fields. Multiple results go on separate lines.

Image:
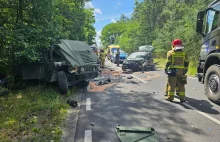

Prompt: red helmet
xmin=172 ymin=39 xmax=182 ymax=46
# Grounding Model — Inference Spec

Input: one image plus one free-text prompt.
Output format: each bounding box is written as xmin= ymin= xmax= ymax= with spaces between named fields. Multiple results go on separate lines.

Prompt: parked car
xmin=122 ymin=52 xmax=155 ymax=71
xmin=15 ymin=39 xmax=99 ymax=94
xmin=111 ymin=49 xmax=128 ymax=64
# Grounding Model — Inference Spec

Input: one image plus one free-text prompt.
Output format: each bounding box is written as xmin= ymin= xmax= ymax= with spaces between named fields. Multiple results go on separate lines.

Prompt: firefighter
xmin=165 ymin=39 xmax=189 ymax=102
xmin=99 ymin=49 xmax=106 ymax=68
xmin=164 ymin=45 xmax=180 ymax=96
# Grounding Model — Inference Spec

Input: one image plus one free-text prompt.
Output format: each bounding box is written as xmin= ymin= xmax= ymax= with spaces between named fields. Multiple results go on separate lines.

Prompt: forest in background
xmin=101 ymin=0 xmax=213 ymax=61
xmin=0 ymin=0 xmax=96 ymax=75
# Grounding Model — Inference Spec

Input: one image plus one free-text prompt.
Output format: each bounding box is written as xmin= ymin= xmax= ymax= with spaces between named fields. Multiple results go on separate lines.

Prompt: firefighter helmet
xmin=172 ymin=39 xmax=182 ymax=46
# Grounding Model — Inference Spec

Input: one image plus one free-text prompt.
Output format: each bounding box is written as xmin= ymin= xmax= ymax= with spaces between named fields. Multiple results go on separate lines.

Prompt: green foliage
xmin=101 ymin=0 xmax=213 ymax=60
xmin=0 ymin=85 xmax=73 ymax=141
xmin=0 ymin=0 xmax=96 ymax=75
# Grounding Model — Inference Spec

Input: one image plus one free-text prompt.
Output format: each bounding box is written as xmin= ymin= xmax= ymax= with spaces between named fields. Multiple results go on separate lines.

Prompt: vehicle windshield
xmin=139 ymin=46 xmax=154 ymax=52
xmin=111 ymin=48 xmax=119 ymax=52
xmin=128 ymin=53 xmax=146 ymax=59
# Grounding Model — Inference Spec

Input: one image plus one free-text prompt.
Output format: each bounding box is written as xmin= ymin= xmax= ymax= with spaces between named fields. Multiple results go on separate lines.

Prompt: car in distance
xmin=122 ymin=52 xmax=155 ymax=72
xmin=111 ymin=49 xmax=128 ymax=64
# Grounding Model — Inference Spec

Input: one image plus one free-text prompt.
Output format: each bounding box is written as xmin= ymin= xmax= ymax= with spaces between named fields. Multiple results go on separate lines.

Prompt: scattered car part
xmin=115 ymin=126 xmax=158 ymax=142
xmin=67 ymin=98 xmax=78 ymax=107
xmin=127 ymin=76 xmax=133 ymax=79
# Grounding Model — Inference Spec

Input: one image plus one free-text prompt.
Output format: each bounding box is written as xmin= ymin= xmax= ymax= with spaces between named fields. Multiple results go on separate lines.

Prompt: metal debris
xmin=127 ymin=76 xmax=133 ymax=79
xmin=97 ymin=78 xmax=111 ymax=86
xmin=123 ymin=69 xmax=133 ymax=74
xmin=91 ymin=122 xmax=95 ymax=126
xmin=67 ymin=98 xmax=78 ymax=107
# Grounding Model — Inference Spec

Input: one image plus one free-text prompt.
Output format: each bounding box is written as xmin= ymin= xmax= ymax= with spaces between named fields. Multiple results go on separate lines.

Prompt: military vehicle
xmin=16 ymin=39 xmax=99 ymax=94
xmin=196 ymin=0 xmax=220 ymax=102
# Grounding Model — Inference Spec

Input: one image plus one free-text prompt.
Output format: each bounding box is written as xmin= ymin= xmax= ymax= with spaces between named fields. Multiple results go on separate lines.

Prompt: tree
xmin=0 ymin=0 xmax=96 ymax=75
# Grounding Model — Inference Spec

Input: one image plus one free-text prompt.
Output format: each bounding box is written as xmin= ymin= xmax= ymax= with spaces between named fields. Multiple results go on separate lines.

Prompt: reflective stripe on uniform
xmin=168 ymin=92 xmax=175 ymax=96
xmin=169 ymin=51 xmax=186 ymax=69
xmin=178 ymin=92 xmax=185 ymax=96
xmin=170 ymin=65 xmax=185 ymax=69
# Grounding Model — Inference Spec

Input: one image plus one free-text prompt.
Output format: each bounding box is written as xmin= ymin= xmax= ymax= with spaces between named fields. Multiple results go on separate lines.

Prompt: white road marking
xmin=86 ymin=98 xmax=91 ymax=111
xmin=131 ymin=74 xmax=147 ymax=83
xmin=84 ymin=130 xmax=92 ymax=142
xmin=174 ymin=98 xmax=220 ymax=125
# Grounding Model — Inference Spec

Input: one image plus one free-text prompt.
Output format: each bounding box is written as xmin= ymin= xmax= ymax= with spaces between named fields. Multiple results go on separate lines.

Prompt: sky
xmin=85 ymin=0 xmax=135 ymax=46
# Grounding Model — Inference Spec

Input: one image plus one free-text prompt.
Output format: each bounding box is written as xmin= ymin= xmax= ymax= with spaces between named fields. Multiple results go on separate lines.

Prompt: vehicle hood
xmin=55 ymin=39 xmax=98 ymax=67
xmin=127 ymin=58 xmax=144 ymax=61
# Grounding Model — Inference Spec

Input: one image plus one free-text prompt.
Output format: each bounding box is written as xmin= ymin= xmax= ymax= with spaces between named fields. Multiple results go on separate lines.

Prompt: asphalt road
xmin=74 ymin=60 xmax=220 ymax=142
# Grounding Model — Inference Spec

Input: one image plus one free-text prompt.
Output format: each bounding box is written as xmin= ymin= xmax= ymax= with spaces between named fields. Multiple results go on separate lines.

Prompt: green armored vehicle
xmin=196 ymin=0 xmax=220 ymax=102
xmin=17 ymin=40 xmax=99 ymax=94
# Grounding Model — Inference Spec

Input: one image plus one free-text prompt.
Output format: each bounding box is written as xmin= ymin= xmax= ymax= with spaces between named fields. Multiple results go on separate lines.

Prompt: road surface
xmin=74 ymin=60 xmax=220 ymax=142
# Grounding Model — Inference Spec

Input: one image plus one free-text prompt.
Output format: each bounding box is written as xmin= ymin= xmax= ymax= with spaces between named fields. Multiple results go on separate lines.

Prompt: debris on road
xmin=127 ymin=76 xmax=133 ymax=79
xmin=89 ymin=82 xmax=113 ymax=92
xmin=97 ymin=78 xmax=111 ymax=86
xmin=115 ymin=126 xmax=158 ymax=142
xmin=123 ymin=69 xmax=133 ymax=74
xmin=91 ymin=122 xmax=95 ymax=126
xmin=67 ymin=98 xmax=78 ymax=107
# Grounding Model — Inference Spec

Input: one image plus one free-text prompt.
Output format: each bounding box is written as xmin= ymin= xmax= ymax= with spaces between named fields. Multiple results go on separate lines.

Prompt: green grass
xmin=154 ymin=58 xmax=197 ymax=76
xmin=0 ymin=84 xmax=73 ymax=142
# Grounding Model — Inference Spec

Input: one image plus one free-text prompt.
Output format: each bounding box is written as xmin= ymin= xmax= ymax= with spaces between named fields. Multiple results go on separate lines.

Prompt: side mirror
xmin=196 ymin=11 xmax=205 ymax=36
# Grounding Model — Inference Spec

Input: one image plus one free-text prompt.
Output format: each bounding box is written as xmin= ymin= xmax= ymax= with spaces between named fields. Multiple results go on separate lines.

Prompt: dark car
xmin=122 ymin=52 xmax=155 ymax=72
xmin=111 ymin=49 xmax=128 ymax=64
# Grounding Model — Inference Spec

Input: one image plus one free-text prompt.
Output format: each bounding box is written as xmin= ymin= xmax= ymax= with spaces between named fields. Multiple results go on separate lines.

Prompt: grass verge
xmin=154 ymin=58 xmax=197 ymax=76
xmin=0 ymin=84 xmax=73 ymax=142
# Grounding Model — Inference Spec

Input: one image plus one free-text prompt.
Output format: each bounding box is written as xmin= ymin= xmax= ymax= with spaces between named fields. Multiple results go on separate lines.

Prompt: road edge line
xmin=86 ymin=98 xmax=91 ymax=111
xmin=131 ymin=74 xmax=147 ymax=83
xmin=84 ymin=130 xmax=92 ymax=142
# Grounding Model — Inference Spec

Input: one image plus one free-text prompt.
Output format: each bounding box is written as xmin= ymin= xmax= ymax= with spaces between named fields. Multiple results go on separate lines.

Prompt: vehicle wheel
xmin=57 ymin=71 xmax=68 ymax=94
xmin=204 ymin=64 xmax=220 ymax=103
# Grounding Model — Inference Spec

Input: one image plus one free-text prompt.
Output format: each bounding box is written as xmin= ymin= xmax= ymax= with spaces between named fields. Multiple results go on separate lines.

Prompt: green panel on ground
xmin=115 ymin=126 xmax=158 ymax=142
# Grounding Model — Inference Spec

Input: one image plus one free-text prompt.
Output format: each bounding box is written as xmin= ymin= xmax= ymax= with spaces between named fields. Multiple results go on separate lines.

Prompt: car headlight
xmin=70 ymin=65 xmax=78 ymax=73
xmin=81 ymin=67 xmax=85 ymax=72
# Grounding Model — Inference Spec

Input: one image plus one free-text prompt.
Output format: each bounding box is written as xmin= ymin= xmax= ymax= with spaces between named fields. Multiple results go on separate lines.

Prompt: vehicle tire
xmin=204 ymin=64 xmax=220 ymax=103
xmin=57 ymin=71 xmax=68 ymax=94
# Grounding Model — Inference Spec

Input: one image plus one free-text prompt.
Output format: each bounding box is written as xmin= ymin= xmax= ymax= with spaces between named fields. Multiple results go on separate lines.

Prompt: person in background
xmin=116 ymin=48 xmax=120 ymax=67
xmin=99 ymin=49 xmax=106 ymax=68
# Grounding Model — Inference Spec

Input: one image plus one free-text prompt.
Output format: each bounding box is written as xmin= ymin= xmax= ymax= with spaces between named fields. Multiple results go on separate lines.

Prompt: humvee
xmin=196 ymin=0 xmax=220 ymax=102
xmin=16 ymin=39 xmax=99 ymax=94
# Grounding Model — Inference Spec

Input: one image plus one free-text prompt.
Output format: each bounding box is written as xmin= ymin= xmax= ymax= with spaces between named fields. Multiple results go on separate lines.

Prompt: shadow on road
xmin=76 ymin=81 xmax=207 ymax=142
xmin=183 ymin=97 xmax=220 ymax=115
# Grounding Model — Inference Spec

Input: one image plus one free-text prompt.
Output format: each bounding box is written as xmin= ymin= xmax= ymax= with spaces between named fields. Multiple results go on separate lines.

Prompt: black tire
xmin=57 ymin=71 xmax=68 ymax=94
xmin=204 ymin=64 xmax=220 ymax=103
